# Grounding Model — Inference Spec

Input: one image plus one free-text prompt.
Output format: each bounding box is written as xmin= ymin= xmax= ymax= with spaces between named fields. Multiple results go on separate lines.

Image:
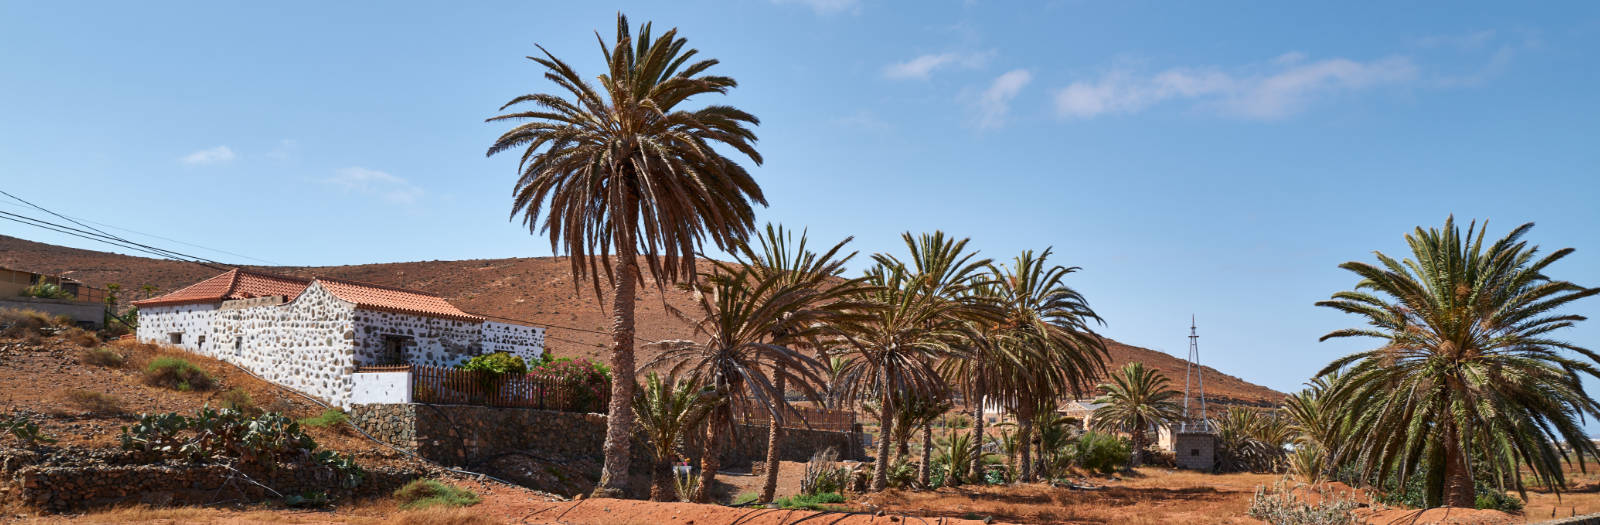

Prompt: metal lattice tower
xmin=1181 ymin=315 xmax=1209 ymax=432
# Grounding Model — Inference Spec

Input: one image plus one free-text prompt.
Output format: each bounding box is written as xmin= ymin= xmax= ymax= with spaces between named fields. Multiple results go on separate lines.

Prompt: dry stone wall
xmin=481 ymin=321 xmax=545 ymax=364
xmin=353 ymin=310 xmax=484 ymax=368
xmin=135 ymin=303 xmax=219 ymax=353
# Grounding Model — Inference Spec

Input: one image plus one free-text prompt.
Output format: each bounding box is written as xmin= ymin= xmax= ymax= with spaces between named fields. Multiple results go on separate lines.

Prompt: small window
xmin=168 ymin=332 xmax=182 ymax=345
xmin=197 ymin=335 xmax=206 ymax=347
xmin=234 ymin=337 xmax=243 ymax=357
xmin=1191 ymin=449 xmax=1200 ymax=456
xmin=379 ymin=335 xmax=413 ymax=365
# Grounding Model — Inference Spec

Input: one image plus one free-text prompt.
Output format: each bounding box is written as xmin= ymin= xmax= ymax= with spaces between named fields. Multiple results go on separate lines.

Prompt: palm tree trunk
xmin=1128 ymin=426 xmax=1146 ymax=470
xmin=1017 ymin=416 xmax=1033 ymax=483
xmin=918 ymin=423 xmax=932 ymax=488
xmin=1442 ymin=418 xmax=1475 ymax=507
xmin=594 ymin=246 xmax=639 ymax=498
xmin=871 ymin=372 xmax=893 ymax=492
xmin=895 ymin=417 xmax=910 ymax=464
xmin=695 ymin=413 xmax=723 ymax=503
xmin=759 ymin=369 xmax=785 ymax=504
xmin=1033 ymin=424 xmax=1047 ymax=480
xmin=650 ymin=457 xmax=674 ymax=501
xmin=967 ymin=373 xmax=985 ymax=484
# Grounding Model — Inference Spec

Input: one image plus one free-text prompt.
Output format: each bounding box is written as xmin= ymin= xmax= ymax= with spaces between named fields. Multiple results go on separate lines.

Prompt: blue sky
xmin=3 ymin=1 xmax=1598 ymax=398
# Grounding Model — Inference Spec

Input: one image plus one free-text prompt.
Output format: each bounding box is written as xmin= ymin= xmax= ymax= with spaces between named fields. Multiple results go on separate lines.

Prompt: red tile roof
xmin=132 ymin=269 xmax=483 ymax=322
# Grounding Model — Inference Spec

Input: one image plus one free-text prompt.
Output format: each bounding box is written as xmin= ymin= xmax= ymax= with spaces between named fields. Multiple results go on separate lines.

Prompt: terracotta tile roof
xmin=133 ymin=269 xmax=483 ymax=322
xmin=315 ymin=277 xmax=482 ymax=322
xmin=132 ymin=269 xmax=310 ymax=307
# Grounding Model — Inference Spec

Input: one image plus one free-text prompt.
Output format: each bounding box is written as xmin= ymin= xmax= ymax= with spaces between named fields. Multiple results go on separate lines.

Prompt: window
xmin=1190 ymin=449 xmax=1200 ymax=456
xmin=168 ymin=332 xmax=182 ymax=345
xmin=197 ymin=335 xmax=206 ymax=347
xmin=379 ymin=335 xmax=413 ymax=365
xmin=234 ymin=337 xmax=243 ymax=357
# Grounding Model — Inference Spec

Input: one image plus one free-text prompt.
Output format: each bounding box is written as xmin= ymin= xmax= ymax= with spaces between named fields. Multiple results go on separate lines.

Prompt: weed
xmin=64 ymin=389 xmax=124 ymax=415
xmin=299 ymin=408 xmax=349 ymax=430
xmin=0 ymin=308 xmax=53 ymax=338
xmin=773 ymin=492 xmax=846 ymax=511
xmin=731 ymin=492 xmax=759 ymax=506
xmin=144 ymin=356 xmax=215 ymax=391
xmin=1 ymin=413 xmax=56 ymax=447
xmin=1247 ymin=478 xmax=1357 ymax=525
xmin=393 ymin=479 xmax=481 ymax=509
xmin=63 ymin=327 xmax=98 ymax=347
xmin=220 ymin=388 xmax=256 ymax=413
xmin=81 ymin=347 xmax=126 ymax=368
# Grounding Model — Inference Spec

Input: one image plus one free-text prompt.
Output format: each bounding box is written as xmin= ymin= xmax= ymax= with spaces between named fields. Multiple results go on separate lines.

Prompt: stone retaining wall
xmin=350 ymin=403 xmax=866 ymax=497
xmin=0 ymin=447 xmax=415 ymax=513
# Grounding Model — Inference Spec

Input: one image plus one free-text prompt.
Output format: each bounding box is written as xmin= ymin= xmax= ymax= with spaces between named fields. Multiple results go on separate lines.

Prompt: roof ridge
xmin=311 ymin=275 xmax=443 ymax=297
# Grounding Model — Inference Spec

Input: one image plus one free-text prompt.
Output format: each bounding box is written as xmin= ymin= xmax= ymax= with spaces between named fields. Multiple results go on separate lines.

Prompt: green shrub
xmin=1071 ymin=431 xmax=1131 ymax=475
xmin=120 ymin=407 xmax=364 ymax=488
xmin=1475 ymin=488 xmax=1523 ymax=512
xmin=144 ymin=357 xmax=215 ymax=391
xmin=220 ymin=388 xmax=256 ymax=413
xmin=1 ymin=413 xmax=55 ymax=447
xmin=81 ymin=347 xmax=126 ymax=368
xmin=393 ymin=479 xmax=480 ymax=509
xmin=20 ymin=282 xmax=73 ymax=300
xmin=731 ymin=492 xmax=759 ymax=506
xmin=64 ymin=389 xmax=124 ymax=415
xmin=458 ymin=352 xmax=527 ymax=376
xmin=773 ymin=492 xmax=846 ymax=511
xmin=299 ymin=409 xmax=349 ymax=430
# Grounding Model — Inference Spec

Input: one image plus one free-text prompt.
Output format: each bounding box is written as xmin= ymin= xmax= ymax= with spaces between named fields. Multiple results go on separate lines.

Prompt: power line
xmin=0 ymin=211 xmax=227 ymax=271
xmin=0 ymin=199 xmax=279 ymax=265
xmin=0 ymin=189 xmax=228 ymax=267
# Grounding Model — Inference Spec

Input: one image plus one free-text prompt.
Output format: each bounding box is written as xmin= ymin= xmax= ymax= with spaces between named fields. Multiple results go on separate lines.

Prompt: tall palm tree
xmin=486 ymin=13 xmax=766 ymax=496
xmin=1282 ymin=372 xmax=1346 ymax=479
xmin=1091 ymin=362 xmax=1183 ymax=468
xmin=645 ymin=262 xmax=833 ymax=503
xmin=634 ymin=372 xmax=716 ymax=501
xmin=1316 ymin=217 xmax=1600 ymax=507
xmin=833 ymin=232 xmax=992 ymax=491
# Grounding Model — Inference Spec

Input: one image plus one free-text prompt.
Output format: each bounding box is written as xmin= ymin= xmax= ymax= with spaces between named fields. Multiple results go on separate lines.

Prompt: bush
xmin=1248 ymin=478 xmax=1357 ymax=525
xmin=20 ymin=282 xmax=73 ymax=300
xmin=393 ymin=479 xmax=480 ymax=509
xmin=81 ymin=347 xmax=127 ymax=368
xmin=773 ymin=492 xmax=846 ymax=511
xmin=1070 ymin=431 xmax=1131 ymax=475
xmin=144 ymin=357 xmax=215 ymax=391
xmin=64 ymin=389 xmax=124 ymax=415
xmin=1475 ymin=488 xmax=1523 ymax=512
xmin=529 ymin=357 xmax=612 ymax=412
xmin=1 ymin=413 xmax=55 ymax=447
xmin=0 ymin=308 xmax=53 ymax=338
xmin=299 ymin=409 xmax=349 ymax=430
xmin=800 ymin=447 xmax=850 ymax=496
xmin=63 ymin=327 xmax=98 ymax=347
xmin=120 ymin=407 xmax=364 ymax=488
xmin=220 ymin=388 xmax=256 ymax=413
xmin=458 ymin=352 xmax=527 ymax=376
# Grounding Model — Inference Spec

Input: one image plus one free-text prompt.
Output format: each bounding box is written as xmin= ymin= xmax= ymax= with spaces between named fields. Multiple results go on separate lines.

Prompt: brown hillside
xmin=0 ymin=234 xmax=1283 ymax=405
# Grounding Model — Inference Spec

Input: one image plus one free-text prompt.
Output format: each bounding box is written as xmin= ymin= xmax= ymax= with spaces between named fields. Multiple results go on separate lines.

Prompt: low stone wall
xmin=350 ymin=403 xmax=866 ymax=497
xmin=0 ymin=447 xmax=416 ymax=513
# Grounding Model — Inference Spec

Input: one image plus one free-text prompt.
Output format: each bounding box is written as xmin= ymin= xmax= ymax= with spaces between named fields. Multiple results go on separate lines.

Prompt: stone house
xmin=133 ymin=269 xmax=544 ymax=407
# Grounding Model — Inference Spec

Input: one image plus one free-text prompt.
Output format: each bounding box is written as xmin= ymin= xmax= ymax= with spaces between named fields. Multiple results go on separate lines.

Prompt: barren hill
xmin=0 ymin=234 xmax=1284 ymax=405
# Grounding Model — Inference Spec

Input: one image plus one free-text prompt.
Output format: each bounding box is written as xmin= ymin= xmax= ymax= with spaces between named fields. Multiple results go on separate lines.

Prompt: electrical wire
xmin=0 ymin=189 xmax=232 ymax=267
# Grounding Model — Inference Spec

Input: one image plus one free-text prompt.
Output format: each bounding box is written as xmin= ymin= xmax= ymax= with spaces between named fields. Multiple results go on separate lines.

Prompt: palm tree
xmin=832 ymin=232 xmax=992 ymax=491
xmin=1316 ymin=218 xmax=1600 ymax=507
xmin=1091 ymin=362 xmax=1183 ymax=468
xmin=645 ymin=261 xmax=833 ymax=503
xmin=634 ymin=373 xmax=716 ymax=501
xmin=729 ymin=224 xmax=866 ymax=504
xmin=1282 ymin=372 xmax=1345 ymax=479
xmin=486 ymin=13 xmax=766 ymax=496
xmin=985 ymin=249 xmax=1108 ymax=482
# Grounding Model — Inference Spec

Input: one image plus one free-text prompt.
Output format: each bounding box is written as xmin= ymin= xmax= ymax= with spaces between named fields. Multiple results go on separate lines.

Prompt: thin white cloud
xmin=325 ymin=167 xmax=424 ymax=204
xmin=974 ymin=69 xmax=1032 ymax=129
xmin=772 ymin=0 xmax=859 ymax=15
xmin=179 ymin=146 xmax=236 ymax=165
xmin=1053 ymin=55 xmax=1417 ymax=120
xmin=883 ymin=51 xmax=992 ymax=80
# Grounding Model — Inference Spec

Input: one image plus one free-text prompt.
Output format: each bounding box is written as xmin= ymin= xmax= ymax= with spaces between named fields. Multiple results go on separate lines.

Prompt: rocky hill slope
xmin=0 ymin=234 xmax=1283 ymax=405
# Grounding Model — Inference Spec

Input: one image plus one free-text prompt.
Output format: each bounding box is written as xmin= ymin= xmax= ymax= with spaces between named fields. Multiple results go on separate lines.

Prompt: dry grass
xmin=79 ymin=346 xmax=126 ymax=368
xmin=60 ymin=389 xmax=123 ymax=415
xmin=62 ymin=327 xmax=98 ymax=347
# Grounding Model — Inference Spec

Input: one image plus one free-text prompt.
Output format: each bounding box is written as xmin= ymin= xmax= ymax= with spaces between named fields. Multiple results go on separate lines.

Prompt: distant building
xmin=133 ymin=269 xmax=544 ymax=407
xmin=0 ymin=265 xmax=107 ymax=327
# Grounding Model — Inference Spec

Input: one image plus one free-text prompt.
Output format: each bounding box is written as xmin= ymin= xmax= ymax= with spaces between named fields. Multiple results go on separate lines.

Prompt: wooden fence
xmin=733 ymin=402 xmax=856 ymax=432
xmin=405 ymin=365 xmax=610 ymax=414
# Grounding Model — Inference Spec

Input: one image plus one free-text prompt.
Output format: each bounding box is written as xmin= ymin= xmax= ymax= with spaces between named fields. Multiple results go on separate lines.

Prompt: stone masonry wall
xmin=350 ymin=403 xmax=865 ymax=497
xmin=135 ymin=303 xmax=219 ymax=353
xmin=208 ymin=283 xmax=359 ymax=406
xmin=481 ymin=321 xmax=545 ymax=364
xmin=353 ymin=310 xmax=485 ymax=368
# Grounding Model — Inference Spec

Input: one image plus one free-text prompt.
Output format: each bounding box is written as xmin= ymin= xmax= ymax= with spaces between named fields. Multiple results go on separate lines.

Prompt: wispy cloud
xmin=179 ymin=146 xmax=236 ymax=165
xmin=883 ymin=51 xmax=992 ymax=80
xmin=973 ymin=69 xmax=1032 ymax=129
xmin=772 ymin=0 xmax=859 ymax=15
xmin=1053 ymin=55 xmax=1417 ymax=120
xmin=325 ymin=167 xmax=424 ymax=204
